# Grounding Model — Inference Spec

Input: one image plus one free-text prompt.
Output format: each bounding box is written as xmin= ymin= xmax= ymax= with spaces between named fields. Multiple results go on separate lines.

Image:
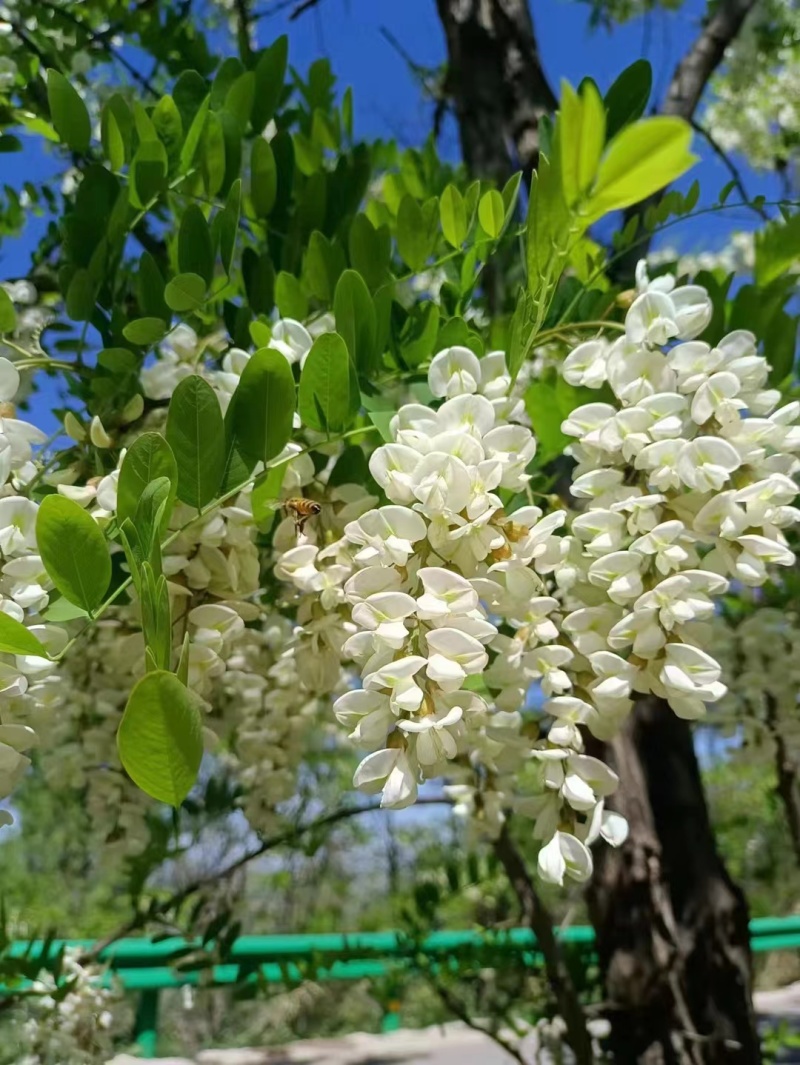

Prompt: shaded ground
xmin=110 ymin=984 xmax=800 ymax=1065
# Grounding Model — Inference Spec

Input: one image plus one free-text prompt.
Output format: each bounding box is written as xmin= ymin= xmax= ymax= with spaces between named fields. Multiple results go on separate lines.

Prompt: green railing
xmin=5 ymin=916 xmax=800 ymax=1057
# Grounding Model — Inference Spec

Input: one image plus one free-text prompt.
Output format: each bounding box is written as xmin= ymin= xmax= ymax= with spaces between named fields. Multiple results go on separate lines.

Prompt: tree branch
xmin=663 ymin=0 xmax=759 ymax=121
xmin=689 ymin=117 xmax=769 ymax=221
xmin=80 ymin=797 xmax=453 ymax=963
xmin=430 ymin=976 xmax=525 ymax=1063
xmin=764 ymin=692 xmax=800 ymax=867
xmin=493 ymin=824 xmax=594 ymax=1065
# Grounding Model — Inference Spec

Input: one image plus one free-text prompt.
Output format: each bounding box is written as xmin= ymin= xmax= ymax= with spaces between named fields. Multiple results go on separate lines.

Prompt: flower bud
xmin=89 ymin=415 xmax=113 ymax=449
xmin=64 ymin=411 xmax=86 ymax=442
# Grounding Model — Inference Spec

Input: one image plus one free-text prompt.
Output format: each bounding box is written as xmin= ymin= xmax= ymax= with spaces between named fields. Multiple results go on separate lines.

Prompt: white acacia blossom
xmin=276 ymin=263 xmax=800 ymax=886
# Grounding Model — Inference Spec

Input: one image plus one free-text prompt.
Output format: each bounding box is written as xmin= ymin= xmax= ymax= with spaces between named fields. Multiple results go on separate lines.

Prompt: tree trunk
xmin=587 ymin=699 xmax=761 ymax=1064
xmin=435 ymin=0 xmax=556 ymax=184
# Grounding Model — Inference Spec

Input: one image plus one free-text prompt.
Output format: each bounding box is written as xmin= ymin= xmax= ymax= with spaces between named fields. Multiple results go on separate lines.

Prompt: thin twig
xmin=431 ymin=977 xmax=525 ymax=1063
xmin=689 ymin=117 xmax=769 ymax=221
xmin=79 ymin=797 xmax=453 ymax=962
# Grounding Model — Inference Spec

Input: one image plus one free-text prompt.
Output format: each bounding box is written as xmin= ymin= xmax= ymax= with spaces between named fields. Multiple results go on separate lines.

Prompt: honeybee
xmin=284 ymin=497 xmax=322 ymax=534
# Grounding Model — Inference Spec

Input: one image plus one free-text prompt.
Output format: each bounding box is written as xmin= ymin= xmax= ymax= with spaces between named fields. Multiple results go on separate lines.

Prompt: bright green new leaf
xmin=299 ymin=332 xmax=359 ymax=433
xmin=123 ymin=317 xmax=168 ymax=346
xmin=130 ymin=139 xmax=169 ymax=209
xmin=200 ymin=112 xmax=226 ymax=196
xmin=166 ymin=376 xmax=226 ymax=510
xmin=178 ymin=204 xmax=214 ymax=285
xmin=478 ymin=190 xmax=505 ymax=239
xmin=0 ymin=288 xmax=16 ymax=333
xmin=36 ymin=495 xmax=111 ymax=614
xmin=164 ymin=272 xmax=206 ymax=312
xmin=559 ymin=80 xmax=606 ymax=208
xmin=754 ymin=214 xmax=800 ymax=287
xmin=252 ymin=36 xmax=288 ymax=133
xmin=604 ymin=59 xmax=652 ymax=141
xmin=225 ymin=71 xmax=255 ymax=132
xmin=179 ymin=95 xmax=210 ymax=174
xmin=47 ymin=69 xmax=91 ymax=153
xmin=230 ymin=347 xmax=296 ymax=463
xmin=334 ymin=269 xmax=377 ymax=374
xmin=0 ymin=614 xmax=49 ymax=658
xmin=100 ymin=97 xmax=130 ymax=171
xmin=524 ymin=379 xmax=570 ymax=464
xmin=583 ymin=117 xmax=697 ymax=224
xmin=117 ymin=670 xmax=204 ymax=807
xmin=118 ymin=433 xmax=178 ymax=528
xmin=251 ymin=138 xmax=278 ymax=217
xmin=440 ymin=184 xmax=467 ymax=248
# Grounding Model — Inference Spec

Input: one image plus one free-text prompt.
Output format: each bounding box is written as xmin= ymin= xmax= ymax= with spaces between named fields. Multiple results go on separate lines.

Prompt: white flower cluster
xmin=276 ymin=344 xmax=625 ymax=885
xmin=558 ymin=262 xmax=800 ymax=731
xmin=12 ymin=949 xmax=119 ymax=1065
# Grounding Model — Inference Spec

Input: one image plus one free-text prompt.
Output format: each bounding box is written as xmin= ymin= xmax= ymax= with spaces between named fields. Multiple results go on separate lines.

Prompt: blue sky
xmin=2 ymin=0 xmax=783 ymax=429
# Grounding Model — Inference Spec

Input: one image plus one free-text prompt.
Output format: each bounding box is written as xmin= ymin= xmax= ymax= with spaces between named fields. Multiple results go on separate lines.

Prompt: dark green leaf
xmin=65 ymin=268 xmax=97 ymax=322
xmin=117 ymin=670 xmax=204 ymax=806
xmin=225 ymin=71 xmax=255 ymax=132
xmin=137 ymin=252 xmax=170 ymax=322
xmin=217 ymin=179 xmax=241 ymax=277
xmin=275 ymin=272 xmax=309 ymax=320
xmin=36 ymin=495 xmax=111 ymax=613
xmin=200 ymin=112 xmax=226 ymax=196
xmin=242 ymin=249 xmax=275 ymax=315
xmin=396 ymin=195 xmax=436 ymax=272
xmin=179 ymin=204 xmax=214 ymax=286
xmin=101 ymin=94 xmax=133 ymax=170
xmin=250 ymin=138 xmax=277 ymax=217
xmin=166 ymin=376 xmax=226 ymax=509
xmin=252 ymin=37 xmax=288 ymax=133
xmin=130 ymin=139 xmax=168 ymax=209
xmin=604 ymin=60 xmax=652 ymax=141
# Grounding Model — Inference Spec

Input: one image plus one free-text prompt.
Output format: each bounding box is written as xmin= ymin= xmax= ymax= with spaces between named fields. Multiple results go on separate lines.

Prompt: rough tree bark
xmin=435 ymin=0 xmax=556 ymax=183
xmin=587 ymin=703 xmax=760 ymax=1064
xmin=434 ymin=1 xmax=763 ymax=1061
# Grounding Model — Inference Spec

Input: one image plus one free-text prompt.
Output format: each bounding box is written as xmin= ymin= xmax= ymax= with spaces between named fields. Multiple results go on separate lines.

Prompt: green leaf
xmin=242 ymin=249 xmax=275 ymax=315
xmin=230 ymin=347 xmax=296 ymax=463
xmin=334 ymin=269 xmax=377 ymax=374
xmin=251 ymin=137 xmax=277 ymax=217
xmin=164 ymin=273 xmax=206 ymax=313
xmin=252 ymin=460 xmax=289 ymax=525
xmin=101 ymin=95 xmax=133 ymax=170
xmin=604 ymin=59 xmax=652 ymax=141
xmin=36 ymin=495 xmax=111 ymax=614
xmin=275 ymin=272 xmax=309 ymax=320
xmin=304 ymin=231 xmax=345 ymax=302
xmin=299 ymin=332 xmax=359 ymax=433
xmin=0 ymin=615 xmax=49 ymax=658
xmin=178 ymin=205 xmax=214 ymax=285
xmin=524 ymin=379 xmax=569 ymax=464
xmin=130 ymin=139 xmax=169 ymax=209
xmin=217 ymin=179 xmax=241 ymax=277
xmin=151 ymin=94 xmax=183 ymax=170
xmin=179 ymin=95 xmax=210 ymax=175
xmin=0 ymin=289 xmax=16 ymax=333
xmin=478 ymin=190 xmax=505 ymax=239
xmin=440 ymin=184 xmax=467 ymax=248
xmin=583 ymin=117 xmax=697 ymax=224
xmin=348 ymin=213 xmax=390 ymax=292
xmin=396 ymin=195 xmax=436 ymax=272
xmin=252 ymin=36 xmax=288 ymax=133
xmin=166 ymin=376 xmax=226 ymax=509
xmin=123 ymin=317 xmax=168 ymax=346
xmin=65 ymin=268 xmax=97 ymax=322
xmin=117 ymin=670 xmax=204 ymax=807
xmin=559 ymin=79 xmax=606 ymax=208
xmin=399 ymin=302 xmax=440 ymax=368
xmin=134 ymin=478 xmax=173 ymax=570
xmin=47 ymin=69 xmax=91 ymax=153
xmin=200 ymin=111 xmax=226 ymax=196
xmin=754 ymin=214 xmax=800 ymax=287
xmin=225 ymin=71 xmax=255 ymax=132
xmin=137 ymin=252 xmax=170 ymax=322
xmin=118 ymin=432 xmax=178 ymax=528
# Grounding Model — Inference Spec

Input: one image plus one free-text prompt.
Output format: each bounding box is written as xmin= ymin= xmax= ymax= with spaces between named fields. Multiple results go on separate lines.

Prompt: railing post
xmin=133 ymin=988 xmax=160 ymax=1057
xmin=381 ymin=998 xmax=401 ymax=1033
